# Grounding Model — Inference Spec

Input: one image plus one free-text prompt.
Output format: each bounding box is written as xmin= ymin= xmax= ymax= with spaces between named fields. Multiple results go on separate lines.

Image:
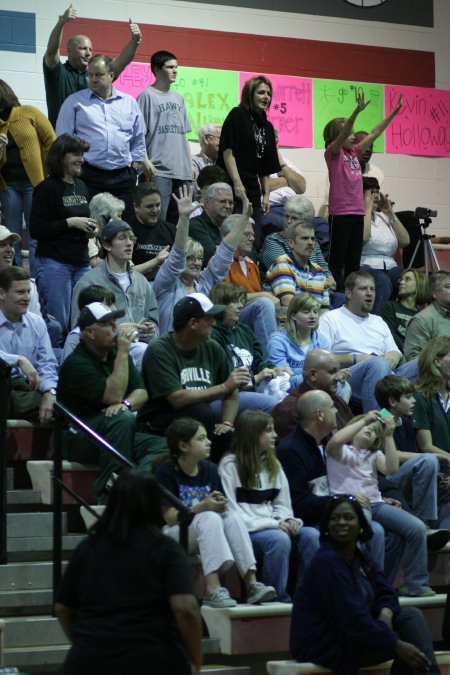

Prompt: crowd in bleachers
xmin=1 ymin=7 xmax=450 ymax=670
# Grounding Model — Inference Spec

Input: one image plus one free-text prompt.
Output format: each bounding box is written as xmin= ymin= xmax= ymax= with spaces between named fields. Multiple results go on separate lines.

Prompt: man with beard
xmin=318 ymin=271 xmax=417 ymax=411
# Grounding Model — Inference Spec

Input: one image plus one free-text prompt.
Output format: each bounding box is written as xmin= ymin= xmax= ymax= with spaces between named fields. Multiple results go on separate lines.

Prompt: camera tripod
xmin=407 ymin=216 xmax=441 ymax=275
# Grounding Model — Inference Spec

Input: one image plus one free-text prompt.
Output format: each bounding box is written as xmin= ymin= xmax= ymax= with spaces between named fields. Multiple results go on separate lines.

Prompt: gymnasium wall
xmin=1 ymin=0 xmax=449 ymax=235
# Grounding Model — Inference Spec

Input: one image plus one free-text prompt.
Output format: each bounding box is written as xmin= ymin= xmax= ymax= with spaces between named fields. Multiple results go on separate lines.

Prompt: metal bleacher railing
xmin=51 ymin=400 xmax=194 ymax=603
xmin=0 ymin=369 xmax=193 ymax=595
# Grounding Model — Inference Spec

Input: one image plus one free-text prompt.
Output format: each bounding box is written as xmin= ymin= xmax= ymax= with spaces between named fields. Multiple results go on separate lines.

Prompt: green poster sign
xmin=313 ymin=79 xmax=384 ymax=152
xmin=172 ymin=66 xmax=239 ymax=141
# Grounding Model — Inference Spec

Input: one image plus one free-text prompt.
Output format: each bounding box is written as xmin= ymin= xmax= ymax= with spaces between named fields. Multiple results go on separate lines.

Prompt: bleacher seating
xmin=266 ymin=651 xmax=450 ymax=674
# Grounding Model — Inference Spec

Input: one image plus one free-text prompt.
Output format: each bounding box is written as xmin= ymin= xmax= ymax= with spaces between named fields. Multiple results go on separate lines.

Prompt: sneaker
xmin=246 ymin=582 xmax=277 ymax=605
xmin=427 ymin=528 xmax=450 ymax=552
xmin=203 ymin=587 xmax=237 ymax=608
xmin=398 ymin=584 xmax=436 ymax=598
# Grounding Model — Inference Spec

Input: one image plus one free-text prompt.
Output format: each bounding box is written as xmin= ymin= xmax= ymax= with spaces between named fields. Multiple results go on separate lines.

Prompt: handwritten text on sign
xmin=115 ymin=61 xmax=154 ymax=98
xmin=313 ymin=79 xmax=384 ymax=152
xmin=385 ymin=85 xmax=450 ymax=157
xmin=172 ymin=67 xmax=239 ymax=141
xmin=240 ymin=72 xmax=313 ymax=148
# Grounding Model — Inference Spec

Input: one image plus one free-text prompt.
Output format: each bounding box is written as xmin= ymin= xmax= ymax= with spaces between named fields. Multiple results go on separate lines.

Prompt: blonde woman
xmin=268 ymin=293 xmax=332 ymax=391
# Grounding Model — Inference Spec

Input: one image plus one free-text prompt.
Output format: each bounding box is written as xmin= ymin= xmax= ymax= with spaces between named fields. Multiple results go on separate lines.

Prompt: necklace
xmin=252 ymin=118 xmax=267 ymax=160
xmin=63 ymin=179 xmax=77 ymax=197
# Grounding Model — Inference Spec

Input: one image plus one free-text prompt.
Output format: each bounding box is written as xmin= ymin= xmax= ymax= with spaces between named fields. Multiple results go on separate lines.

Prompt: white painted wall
xmin=1 ymin=0 xmax=449 ymax=235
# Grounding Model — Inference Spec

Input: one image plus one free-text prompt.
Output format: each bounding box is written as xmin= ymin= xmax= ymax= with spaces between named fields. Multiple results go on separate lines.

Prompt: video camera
xmin=415 ymin=207 xmax=438 ymax=219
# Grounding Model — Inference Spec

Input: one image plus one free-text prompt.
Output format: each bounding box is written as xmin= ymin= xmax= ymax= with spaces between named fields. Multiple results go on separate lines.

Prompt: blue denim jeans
xmin=240 ymin=297 xmax=277 ymax=360
xmin=210 ymin=390 xmax=280 ymax=418
xmin=371 ymin=501 xmax=430 ymax=594
xmin=35 ymin=257 xmax=90 ymax=339
xmin=385 ymin=454 xmax=439 ymax=522
xmin=348 ymin=356 xmax=418 ymax=411
xmin=0 ymin=180 xmax=36 ymax=275
xmin=250 ymin=525 xmax=319 ymax=602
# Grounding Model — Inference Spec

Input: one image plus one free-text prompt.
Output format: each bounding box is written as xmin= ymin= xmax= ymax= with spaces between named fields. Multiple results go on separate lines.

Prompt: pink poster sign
xmin=385 ymin=85 xmax=450 ymax=157
xmin=240 ymin=72 xmax=313 ymax=148
xmin=114 ymin=62 xmax=154 ymax=99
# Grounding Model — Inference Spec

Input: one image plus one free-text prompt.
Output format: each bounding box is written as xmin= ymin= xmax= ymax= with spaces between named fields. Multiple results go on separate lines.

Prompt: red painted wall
xmin=63 ymin=20 xmax=435 ymax=88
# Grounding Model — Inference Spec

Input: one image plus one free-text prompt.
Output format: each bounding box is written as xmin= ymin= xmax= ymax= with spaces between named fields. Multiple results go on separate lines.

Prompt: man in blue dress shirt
xmin=0 ymin=267 xmax=58 ymax=424
xmin=56 ymin=54 xmax=151 ymax=222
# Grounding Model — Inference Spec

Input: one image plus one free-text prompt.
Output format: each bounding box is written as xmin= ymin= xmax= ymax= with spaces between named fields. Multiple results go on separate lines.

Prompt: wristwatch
xmin=122 ymin=399 xmax=132 ymax=410
xmin=45 ymin=388 xmax=57 ymax=396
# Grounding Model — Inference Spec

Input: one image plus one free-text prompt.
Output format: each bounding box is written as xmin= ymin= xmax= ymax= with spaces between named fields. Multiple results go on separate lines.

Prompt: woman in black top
xmin=55 ymin=469 xmax=202 ymax=675
xmin=217 ymin=75 xmax=280 ymax=248
xmin=30 ymin=134 xmax=97 ymax=339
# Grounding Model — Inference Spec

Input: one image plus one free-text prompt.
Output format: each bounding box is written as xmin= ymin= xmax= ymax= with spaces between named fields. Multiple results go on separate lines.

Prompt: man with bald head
xmin=277 ymin=389 xmax=385 ymax=566
xmin=188 ymin=183 xmax=235 ymax=264
xmin=272 ymin=348 xmax=353 ymax=440
xmin=44 ymin=4 xmax=142 ymax=127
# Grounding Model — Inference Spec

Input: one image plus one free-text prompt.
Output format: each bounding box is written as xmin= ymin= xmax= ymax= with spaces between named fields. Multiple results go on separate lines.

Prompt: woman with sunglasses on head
xmin=380 ymin=268 xmax=429 ymax=352
xmin=290 ymin=494 xmax=439 ymax=675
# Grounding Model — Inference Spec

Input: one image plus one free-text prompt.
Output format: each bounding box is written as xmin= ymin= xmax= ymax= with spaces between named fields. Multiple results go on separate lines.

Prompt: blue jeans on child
xmin=250 ymin=526 xmax=319 ymax=602
xmin=369 ymin=502 xmax=430 ymax=594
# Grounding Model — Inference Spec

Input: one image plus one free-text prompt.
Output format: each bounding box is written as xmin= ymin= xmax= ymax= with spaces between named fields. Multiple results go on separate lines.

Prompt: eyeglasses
xmin=213 ymin=198 xmax=234 ymax=206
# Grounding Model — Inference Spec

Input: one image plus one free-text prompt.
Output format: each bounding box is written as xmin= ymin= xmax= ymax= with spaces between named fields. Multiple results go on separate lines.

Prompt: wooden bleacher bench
xmin=6 ymin=420 xmax=53 ymax=461
xmin=266 ymin=651 xmax=450 ymax=674
xmin=202 ymin=603 xmax=291 ymax=655
xmin=26 ymin=460 xmax=99 ymax=505
xmin=202 ymin=595 xmax=448 ymax=656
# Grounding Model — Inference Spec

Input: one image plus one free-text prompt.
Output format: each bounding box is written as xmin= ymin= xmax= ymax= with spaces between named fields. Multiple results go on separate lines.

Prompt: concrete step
xmin=7 ymin=534 xmax=84 ymax=562
xmin=7 ymin=489 xmax=42 ymax=506
xmin=2 ymin=634 xmax=220 ymax=672
xmin=7 ymin=512 xmax=67 ymax=539
xmin=3 ymin=644 xmax=69 ymax=670
xmin=3 ymin=616 xmax=68 ymax=647
xmin=201 ymin=668 xmax=250 ymax=674
xmin=0 ymin=562 xmax=67 ymax=591
xmin=6 ymin=467 xmax=14 ymax=491
xmin=0 ymin=590 xmax=53 ymax=616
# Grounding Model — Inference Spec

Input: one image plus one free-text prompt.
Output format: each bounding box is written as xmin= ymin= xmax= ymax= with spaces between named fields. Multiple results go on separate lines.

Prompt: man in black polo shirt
xmin=188 ymin=183 xmax=234 ymax=264
xmin=43 ymin=4 xmax=142 ymax=127
xmin=57 ymin=302 xmax=166 ymax=500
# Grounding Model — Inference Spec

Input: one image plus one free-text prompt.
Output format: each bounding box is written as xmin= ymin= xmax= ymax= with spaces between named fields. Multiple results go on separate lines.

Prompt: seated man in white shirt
xmin=318 ymin=270 xmax=417 ymax=411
